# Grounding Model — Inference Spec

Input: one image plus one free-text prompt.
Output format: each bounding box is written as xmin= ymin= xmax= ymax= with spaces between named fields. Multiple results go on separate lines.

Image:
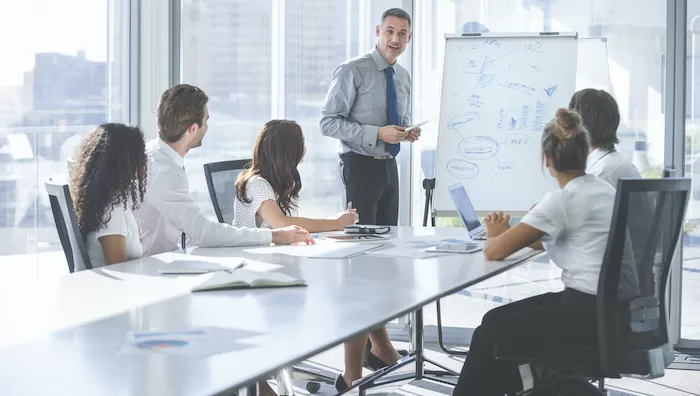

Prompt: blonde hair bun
xmin=554 ymin=108 xmax=582 ymax=139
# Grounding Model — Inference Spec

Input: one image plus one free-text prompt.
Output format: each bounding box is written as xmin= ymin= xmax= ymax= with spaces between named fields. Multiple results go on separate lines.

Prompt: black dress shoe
xmin=334 ymin=373 xmax=349 ymax=393
xmin=364 ymin=349 xmax=409 ymax=371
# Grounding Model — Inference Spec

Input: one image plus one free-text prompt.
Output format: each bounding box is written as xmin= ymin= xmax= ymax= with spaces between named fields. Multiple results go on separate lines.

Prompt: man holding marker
xmin=321 ymin=7 xmax=421 ymax=227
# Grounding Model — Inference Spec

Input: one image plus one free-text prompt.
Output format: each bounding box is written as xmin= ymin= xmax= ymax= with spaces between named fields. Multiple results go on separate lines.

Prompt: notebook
xmin=180 ymin=269 xmax=306 ymax=292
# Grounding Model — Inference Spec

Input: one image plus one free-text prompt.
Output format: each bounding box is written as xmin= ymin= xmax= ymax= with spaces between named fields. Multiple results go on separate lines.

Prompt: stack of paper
xmin=244 ymin=242 xmax=387 ymax=259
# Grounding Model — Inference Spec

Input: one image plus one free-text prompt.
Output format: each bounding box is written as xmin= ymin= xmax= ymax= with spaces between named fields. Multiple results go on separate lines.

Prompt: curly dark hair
xmin=69 ymin=123 xmax=148 ymax=238
xmin=236 ymin=120 xmax=305 ymax=216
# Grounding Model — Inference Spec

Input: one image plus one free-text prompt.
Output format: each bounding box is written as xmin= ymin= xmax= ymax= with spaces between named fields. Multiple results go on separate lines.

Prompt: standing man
xmin=136 ymin=84 xmax=311 ymax=257
xmin=320 ymin=7 xmax=420 ymax=228
xmin=319 ymin=8 xmax=419 ymax=391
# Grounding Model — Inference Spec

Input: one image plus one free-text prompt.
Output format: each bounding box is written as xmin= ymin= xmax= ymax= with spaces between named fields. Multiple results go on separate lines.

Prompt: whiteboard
xmin=434 ymin=33 xmax=578 ymax=215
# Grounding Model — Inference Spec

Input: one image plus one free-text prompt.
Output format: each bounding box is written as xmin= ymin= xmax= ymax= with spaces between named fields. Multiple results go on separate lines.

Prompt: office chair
xmin=203 ymin=159 xmax=251 ymax=224
xmin=204 ymin=159 xmax=334 ymax=394
xmin=494 ymin=177 xmax=691 ymax=396
xmin=46 ymin=177 xmax=92 ymax=273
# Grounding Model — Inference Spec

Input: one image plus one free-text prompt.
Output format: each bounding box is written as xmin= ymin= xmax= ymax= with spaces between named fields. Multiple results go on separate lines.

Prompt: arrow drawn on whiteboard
xmin=544 ymin=85 xmax=558 ymax=97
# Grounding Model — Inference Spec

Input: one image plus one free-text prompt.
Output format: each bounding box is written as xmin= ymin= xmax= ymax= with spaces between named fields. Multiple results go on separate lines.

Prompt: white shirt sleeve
xmin=147 ymin=165 xmax=273 ymax=247
xmin=520 ymin=191 xmax=567 ymax=241
xmin=94 ymin=204 xmax=129 ymax=239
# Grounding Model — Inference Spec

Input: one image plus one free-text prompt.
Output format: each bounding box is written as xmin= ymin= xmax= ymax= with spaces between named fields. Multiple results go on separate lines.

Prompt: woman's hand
xmin=484 ymin=211 xmax=511 ymax=238
xmin=332 ymin=209 xmax=359 ymax=229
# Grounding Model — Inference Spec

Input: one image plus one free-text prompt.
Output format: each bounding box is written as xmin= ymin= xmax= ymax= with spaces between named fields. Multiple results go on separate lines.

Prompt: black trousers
xmin=340 ymin=153 xmax=399 ymax=226
xmin=452 ymin=288 xmax=598 ymax=396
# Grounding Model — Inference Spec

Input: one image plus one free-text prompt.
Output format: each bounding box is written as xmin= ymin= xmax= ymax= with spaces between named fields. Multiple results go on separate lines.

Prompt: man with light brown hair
xmin=135 ymin=84 xmax=311 ymax=256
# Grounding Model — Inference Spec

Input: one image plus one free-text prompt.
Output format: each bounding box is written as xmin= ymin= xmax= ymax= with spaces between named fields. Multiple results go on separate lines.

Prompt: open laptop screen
xmin=447 ymin=183 xmax=483 ymax=235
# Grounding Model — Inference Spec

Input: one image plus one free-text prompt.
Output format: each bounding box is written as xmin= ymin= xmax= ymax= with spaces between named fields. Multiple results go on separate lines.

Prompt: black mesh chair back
xmin=45 ymin=177 xmax=92 ymax=273
xmin=203 ymin=159 xmax=251 ymax=224
xmin=597 ymin=177 xmax=690 ymax=378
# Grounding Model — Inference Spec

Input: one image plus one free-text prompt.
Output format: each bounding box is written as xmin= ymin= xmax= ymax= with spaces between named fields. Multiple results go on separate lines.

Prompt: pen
xmin=225 ymin=261 xmax=247 ymax=273
xmin=347 ymin=201 xmax=352 ymax=211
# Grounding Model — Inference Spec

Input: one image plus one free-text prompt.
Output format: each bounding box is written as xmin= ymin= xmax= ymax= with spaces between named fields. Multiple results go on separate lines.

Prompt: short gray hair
xmin=380 ymin=8 xmax=411 ymax=28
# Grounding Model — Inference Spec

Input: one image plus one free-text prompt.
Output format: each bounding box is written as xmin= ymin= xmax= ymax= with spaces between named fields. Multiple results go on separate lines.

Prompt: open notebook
xmin=179 ymin=269 xmax=306 ymax=292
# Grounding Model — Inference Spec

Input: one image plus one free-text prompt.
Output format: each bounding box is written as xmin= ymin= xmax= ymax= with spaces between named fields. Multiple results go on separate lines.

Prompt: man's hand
xmin=405 ymin=127 xmax=421 ymax=142
xmin=484 ymin=211 xmax=511 ymax=238
xmin=378 ymin=125 xmax=408 ymax=144
xmin=271 ymin=225 xmax=313 ymax=245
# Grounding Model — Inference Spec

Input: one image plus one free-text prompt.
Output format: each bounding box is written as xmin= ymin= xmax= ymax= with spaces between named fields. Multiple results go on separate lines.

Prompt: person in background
xmin=69 ymin=123 xmax=147 ymax=268
xmin=321 ymin=7 xmax=420 ymax=227
xmin=569 ymin=88 xmax=641 ymax=187
xmin=233 ymin=120 xmax=358 ymax=232
xmin=134 ymin=84 xmax=311 ymax=257
xmin=320 ymin=7 xmax=417 ymax=392
xmin=452 ymin=109 xmax=617 ymax=395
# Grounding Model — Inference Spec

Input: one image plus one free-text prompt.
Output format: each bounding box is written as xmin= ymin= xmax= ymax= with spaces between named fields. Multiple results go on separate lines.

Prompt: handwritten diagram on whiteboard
xmin=434 ymin=34 xmax=578 ymax=214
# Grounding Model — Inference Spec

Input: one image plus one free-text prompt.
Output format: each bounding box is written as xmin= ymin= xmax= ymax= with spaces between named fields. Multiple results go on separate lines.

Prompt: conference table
xmin=0 ymin=227 xmax=542 ymax=396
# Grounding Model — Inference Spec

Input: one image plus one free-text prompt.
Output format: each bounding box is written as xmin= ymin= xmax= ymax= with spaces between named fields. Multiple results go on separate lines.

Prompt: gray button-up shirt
xmin=320 ymin=46 xmax=412 ymax=157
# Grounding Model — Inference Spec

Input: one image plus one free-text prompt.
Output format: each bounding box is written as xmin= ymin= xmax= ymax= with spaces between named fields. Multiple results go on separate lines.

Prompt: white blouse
xmin=233 ymin=176 xmax=298 ymax=229
xmin=85 ymin=203 xmax=142 ymax=269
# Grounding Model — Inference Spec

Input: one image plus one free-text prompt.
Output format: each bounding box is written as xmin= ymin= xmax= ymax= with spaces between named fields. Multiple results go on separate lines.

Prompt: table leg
xmin=411 ymin=308 xmax=424 ymax=380
xmin=277 ymin=368 xmax=294 ymax=396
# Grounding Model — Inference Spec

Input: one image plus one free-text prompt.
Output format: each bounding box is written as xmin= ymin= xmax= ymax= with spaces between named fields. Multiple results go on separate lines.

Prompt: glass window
xmin=181 ymin=0 xmax=273 ymax=220
xmin=682 ymin=0 xmax=700 ymax=341
xmin=181 ymin=0 xmax=408 ymax=220
xmin=0 ymin=0 xmax=129 ymax=279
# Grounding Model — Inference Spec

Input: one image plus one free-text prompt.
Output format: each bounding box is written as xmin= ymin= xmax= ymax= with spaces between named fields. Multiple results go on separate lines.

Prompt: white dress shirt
xmin=586 ymin=147 xmax=641 ymax=188
xmin=135 ymin=138 xmax=272 ymax=256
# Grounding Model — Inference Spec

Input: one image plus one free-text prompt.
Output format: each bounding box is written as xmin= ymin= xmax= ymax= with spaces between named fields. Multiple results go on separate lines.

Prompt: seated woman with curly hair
xmin=69 ymin=123 xmax=148 ymax=268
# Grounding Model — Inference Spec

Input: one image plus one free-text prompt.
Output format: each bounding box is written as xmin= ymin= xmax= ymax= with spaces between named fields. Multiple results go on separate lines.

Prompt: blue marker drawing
xmin=544 ymin=85 xmax=558 ymax=97
xmin=477 ymin=74 xmax=496 ymax=88
xmin=446 ymin=158 xmax=479 ymax=179
xmin=447 ymin=112 xmax=481 ymax=138
xmin=532 ymin=100 xmax=549 ymax=131
xmin=493 ymin=162 xmax=516 ymax=174
xmin=500 ymin=81 xmax=537 ymax=96
xmin=508 ymin=117 xmax=517 ymax=130
xmin=504 ymin=134 xmax=533 ymax=148
xmin=468 ymin=94 xmax=483 ymax=108
xmin=518 ymin=105 xmax=530 ymax=129
xmin=458 ymin=136 xmax=500 ymax=160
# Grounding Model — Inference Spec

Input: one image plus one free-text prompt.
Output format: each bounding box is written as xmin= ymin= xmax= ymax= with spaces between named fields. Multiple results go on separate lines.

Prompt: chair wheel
xmin=305 ymin=381 xmax=321 ymax=393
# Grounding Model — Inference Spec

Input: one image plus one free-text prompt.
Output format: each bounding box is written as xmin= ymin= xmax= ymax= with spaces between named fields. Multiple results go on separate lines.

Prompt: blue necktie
xmin=384 ymin=67 xmax=400 ymax=157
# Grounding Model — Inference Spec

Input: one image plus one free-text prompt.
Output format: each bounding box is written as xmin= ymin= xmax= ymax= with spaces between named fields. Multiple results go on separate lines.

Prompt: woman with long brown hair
xmin=234 ymin=119 xmax=357 ymax=232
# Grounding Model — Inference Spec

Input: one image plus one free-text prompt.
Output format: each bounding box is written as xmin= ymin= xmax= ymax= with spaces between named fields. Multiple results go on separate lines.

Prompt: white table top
xmin=0 ymin=227 xmax=541 ymax=395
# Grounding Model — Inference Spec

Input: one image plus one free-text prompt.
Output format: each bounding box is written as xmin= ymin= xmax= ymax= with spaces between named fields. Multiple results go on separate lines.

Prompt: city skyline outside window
xmin=0 ymin=0 xmax=128 ymax=279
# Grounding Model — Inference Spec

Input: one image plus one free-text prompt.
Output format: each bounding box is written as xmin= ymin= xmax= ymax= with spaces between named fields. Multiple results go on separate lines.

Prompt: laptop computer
xmin=447 ymin=183 xmax=487 ymax=241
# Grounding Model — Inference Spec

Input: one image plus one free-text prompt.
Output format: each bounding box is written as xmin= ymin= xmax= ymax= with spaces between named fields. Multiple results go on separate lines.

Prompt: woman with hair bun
xmin=452 ymin=109 xmax=619 ymax=396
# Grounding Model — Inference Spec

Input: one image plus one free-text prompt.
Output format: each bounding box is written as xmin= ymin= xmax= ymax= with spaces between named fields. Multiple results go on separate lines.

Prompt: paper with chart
xmin=434 ymin=34 xmax=578 ymax=213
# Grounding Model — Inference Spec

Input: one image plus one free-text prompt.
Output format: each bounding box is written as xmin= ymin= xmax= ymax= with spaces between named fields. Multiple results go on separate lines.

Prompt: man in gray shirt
xmin=319 ymin=7 xmax=420 ymax=392
xmin=320 ymin=7 xmax=420 ymax=228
